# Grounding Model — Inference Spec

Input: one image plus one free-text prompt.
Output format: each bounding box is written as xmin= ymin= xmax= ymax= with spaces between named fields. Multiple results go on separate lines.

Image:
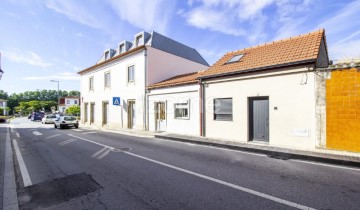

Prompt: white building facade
xmin=58 ymin=96 xmax=80 ymax=113
xmin=78 ymin=31 xmax=208 ymax=130
xmin=0 ymin=99 xmax=7 ymax=115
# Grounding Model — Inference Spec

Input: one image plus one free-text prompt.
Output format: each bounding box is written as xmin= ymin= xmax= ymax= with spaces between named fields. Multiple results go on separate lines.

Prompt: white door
xmin=155 ymin=102 xmax=166 ymax=132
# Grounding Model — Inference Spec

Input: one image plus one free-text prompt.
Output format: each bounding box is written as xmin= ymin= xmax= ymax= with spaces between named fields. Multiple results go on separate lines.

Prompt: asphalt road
xmin=2 ymin=117 xmax=360 ymax=209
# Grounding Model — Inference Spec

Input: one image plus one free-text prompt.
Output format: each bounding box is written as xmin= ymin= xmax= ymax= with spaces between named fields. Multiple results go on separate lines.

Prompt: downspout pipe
xmin=199 ymin=79 xmax=205 ymax=137
xmin=144 ymin=48 xmax=148 ymax=131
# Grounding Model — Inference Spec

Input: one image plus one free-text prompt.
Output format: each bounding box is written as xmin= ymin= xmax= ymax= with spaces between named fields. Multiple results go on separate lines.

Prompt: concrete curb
xmin=3 ymin=127 xmax=19 ymax=210
xmin=155 ymin=134 xmax=360 ymax=168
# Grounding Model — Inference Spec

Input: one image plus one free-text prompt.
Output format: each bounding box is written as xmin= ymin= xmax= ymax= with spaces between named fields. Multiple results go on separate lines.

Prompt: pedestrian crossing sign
xmin=113 ymin=97 xmax=121 ymax=106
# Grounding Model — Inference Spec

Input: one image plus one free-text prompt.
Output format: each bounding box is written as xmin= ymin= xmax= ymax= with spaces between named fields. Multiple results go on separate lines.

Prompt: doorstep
xmin=155 ymin=132 xmax=360 ymax=168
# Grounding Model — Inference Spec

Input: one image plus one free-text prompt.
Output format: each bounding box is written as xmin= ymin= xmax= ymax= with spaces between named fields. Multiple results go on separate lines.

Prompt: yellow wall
xmin=326 ymin=68 xmax=360 ymax=152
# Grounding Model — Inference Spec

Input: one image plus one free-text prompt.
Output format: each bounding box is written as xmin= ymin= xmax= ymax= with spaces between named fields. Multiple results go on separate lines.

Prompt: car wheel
xmin=54 ymin=124 xmax=57 ymax=128
xmin=75 ymin=125 xmax=79 ymax=129
xmin=60 ymin=125 xmax=64 ymax=129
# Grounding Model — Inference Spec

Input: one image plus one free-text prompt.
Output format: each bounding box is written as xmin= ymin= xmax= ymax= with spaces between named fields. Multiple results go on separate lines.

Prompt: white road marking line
xmin=290 ymin=159 xmax=360 ymax=172
xmin=10 ymin=128 xmax=15 ymax=133
xmin=68 ymin=134 xmax=314 ymax=209
xmin=32 ymin=131 xmax=42 ymax=136
xmin=97 ymin=148 xmax=111 ymax=159
xmin=92 ymin=147 xmax=108 ymax=157
xmin=16 ymin=133 xmax=20 ymax=138
xmin=13 ymin=139 xmax=32 ymax=187
xmin=46 ymin=134 xmax=61 ymax=139
xmin=83 ymin=132 xmax=97 ymax=135
xmin=68 ymin=134 xmax=114 ymax=149
xmin=73 ymin=129 xmax=83 ymax=132
xmin=59 ymin=139 xmax=77 ymax=146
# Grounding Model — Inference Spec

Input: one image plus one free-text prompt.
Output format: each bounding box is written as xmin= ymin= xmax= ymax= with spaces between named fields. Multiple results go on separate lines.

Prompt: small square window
xmin=174 ymin=102 xmax=189 ymax=119
xmin=105 ymin=72 xmax=111 ymax=87
xmin=227 ymin=54 xmax=244 ymax=63
xmin=89 ymin=77 xmax=94 ymax=90
xmin=74 ymin=100 xmax=78 ymax=104
xmin=128 ymin=65 xmax=135 ymax=82
xmin=66 ymin=100 xmax=70 ymax=104
xmin=214 ymin=98 xmax=232 ymax=121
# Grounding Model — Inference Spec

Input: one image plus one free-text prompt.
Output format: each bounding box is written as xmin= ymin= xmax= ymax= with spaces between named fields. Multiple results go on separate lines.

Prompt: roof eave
xmin=77 ymin=45 xmax=146 ymax=75
xmin=198 ymin=59 xmax=317 ymax=80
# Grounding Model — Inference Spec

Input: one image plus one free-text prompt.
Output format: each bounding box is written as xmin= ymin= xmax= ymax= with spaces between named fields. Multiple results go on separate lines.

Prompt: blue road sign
xmin=113 ymin=97 xmax=121 ymax=106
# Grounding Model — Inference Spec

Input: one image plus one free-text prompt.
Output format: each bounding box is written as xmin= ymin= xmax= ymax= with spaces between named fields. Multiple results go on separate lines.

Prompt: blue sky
xmin=1 ymin=0 xmax=360 ymax=94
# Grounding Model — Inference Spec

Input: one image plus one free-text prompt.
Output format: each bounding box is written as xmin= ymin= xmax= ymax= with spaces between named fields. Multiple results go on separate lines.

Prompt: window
xmin=105 ymin=51 xmax=110 ymax=60
xmin=119 ymin=44 xmax=125 ymax=54
xmin=105 ymin=72 xmax=111 ymax=87
xmin=214 ymin=98 xmax=233 ymax=121
xmin=128 ymin=65 xmax=135 ymax=82
xmin=74 ymin=100 xmax=78 ymax=104
xmin=67 ymin=100 xmax=70 ymax=104
xmin=174 ymin=102 xmax=189 ymax=119
xmin=89 ymin=77 xmax=94 ymax=90
xmin=227 ymin=54 xmax=244 ymax=63
xmin=136 ymin=35 xmax=143 ymax=47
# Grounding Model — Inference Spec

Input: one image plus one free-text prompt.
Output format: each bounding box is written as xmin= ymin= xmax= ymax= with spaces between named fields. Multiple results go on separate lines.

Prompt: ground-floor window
xmin=174 ymin=101 xmax=189 ymax=119
xmin=214 ymin=98 xmax=233 ymax=121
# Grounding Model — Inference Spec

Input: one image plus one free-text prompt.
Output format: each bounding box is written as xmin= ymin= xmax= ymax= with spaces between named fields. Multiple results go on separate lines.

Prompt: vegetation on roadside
xmin=66 ymin=105 xmax=80 ymax=116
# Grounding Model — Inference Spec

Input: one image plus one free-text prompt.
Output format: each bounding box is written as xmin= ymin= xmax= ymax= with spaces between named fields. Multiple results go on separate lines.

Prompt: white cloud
xmin=45 ymin=0 xmax=113 ymax=33
xmin=23 ymin=72 xmax=80 ymax=81
xmin=330 ymin=39 xmax=360 ymax=60
xmin=107 ymin=0 xmax=176 ymax=33
xmin=2 ymin=48 xmax=52 ymax=68
xmin=182 ymin=0 xmax=314 ymax=42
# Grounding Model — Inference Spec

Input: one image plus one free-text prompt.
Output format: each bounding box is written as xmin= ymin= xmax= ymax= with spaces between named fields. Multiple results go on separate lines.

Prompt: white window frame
xmin=214 ymin=98 xmax=233 ymax=121
xmin=174 ymin=101 xmax=190 ymax=120
xmin=119 ymin=44 xmax=125 ymax=54
xmin=128 ymin=65 xmax=135 ymax=82
xmin=104 ymin=72 xmax=111 ymax=87
xmin=89 ymin=77 xmax=94 ymax=91
xmin=105 ymin=50 xmax=110 ymax=60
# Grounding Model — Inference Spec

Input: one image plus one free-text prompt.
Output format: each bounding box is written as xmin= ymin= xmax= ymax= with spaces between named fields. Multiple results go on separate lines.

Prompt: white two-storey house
xmin=78 ymin=31 xmax=209 ymax=130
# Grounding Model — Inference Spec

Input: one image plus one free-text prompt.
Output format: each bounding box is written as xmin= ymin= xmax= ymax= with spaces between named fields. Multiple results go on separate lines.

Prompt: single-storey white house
xmin=147 ymin=71 xmax=203 ymax=135
xmin=198 ymin=29 xmax=329 ymax=150
xmin=148 ymin=29 xmax=329 ymax=150
xmin=78 ymin=31 xmax=209 ymax=130
xmin=58 ymin=96 xmax=80 ymax=113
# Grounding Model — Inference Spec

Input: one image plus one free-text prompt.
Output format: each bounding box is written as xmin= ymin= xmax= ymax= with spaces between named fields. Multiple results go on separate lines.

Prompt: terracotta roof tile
xmin=200 ymin=29 xmax=325 ymax=78
xmin=148 ymin=71 xmax=205 ymax=89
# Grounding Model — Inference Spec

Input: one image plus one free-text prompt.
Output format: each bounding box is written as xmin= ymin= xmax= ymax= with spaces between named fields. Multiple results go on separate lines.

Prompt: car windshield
xmin=64 ymin=116 xmax=76 ymax=121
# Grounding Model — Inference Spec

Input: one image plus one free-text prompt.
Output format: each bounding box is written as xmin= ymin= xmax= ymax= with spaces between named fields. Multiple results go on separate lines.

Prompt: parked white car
xmin=54 ymin=116 xmax=79 ymax=129
xmin=41 ymin=115 xmax=57 ymax=124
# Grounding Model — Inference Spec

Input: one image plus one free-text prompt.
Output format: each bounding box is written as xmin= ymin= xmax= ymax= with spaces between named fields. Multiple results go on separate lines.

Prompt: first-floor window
xmin=214 ymin=98 xmax=233 ymax=121
xmin=89 ymin=77 xmax=94 ymax=90
xmin=105 ymin=72 xmax=111 ymax=87
xmin=174 ymin=102 xmax=189 ymax=119
xmin=128 ymin=65 xmax=135 ymax=82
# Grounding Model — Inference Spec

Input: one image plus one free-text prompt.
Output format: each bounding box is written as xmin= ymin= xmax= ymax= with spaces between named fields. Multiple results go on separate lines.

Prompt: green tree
xmin=0 ymin=90 xmax=8 ymax=99
xmin=66 ymin=105 xmax=80 ymax=116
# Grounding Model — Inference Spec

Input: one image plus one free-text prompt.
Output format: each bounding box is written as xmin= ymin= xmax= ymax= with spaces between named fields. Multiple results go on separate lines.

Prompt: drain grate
xmin=18 ymin=173 xmax=102 ymax=209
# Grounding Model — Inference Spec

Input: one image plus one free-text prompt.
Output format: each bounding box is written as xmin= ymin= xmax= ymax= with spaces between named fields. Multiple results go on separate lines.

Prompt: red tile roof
xmin=199 ymin=29 xmax=326 ymax=79
xmin=147 ymin=71 xmax=204 ymax=89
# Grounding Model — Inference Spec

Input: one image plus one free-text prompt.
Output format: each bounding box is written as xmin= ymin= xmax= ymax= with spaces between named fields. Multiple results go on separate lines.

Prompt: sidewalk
xmin=80 ymin=124 xmax=360 ymax=168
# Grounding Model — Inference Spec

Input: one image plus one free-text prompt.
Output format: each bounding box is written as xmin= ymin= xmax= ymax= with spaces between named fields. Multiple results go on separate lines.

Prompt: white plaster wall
xmin=148 ymin=84 xmax=200 ymax=136
xmin=146 ymin=47 xmax=208 ymax=86
xmin=204 ymin=68 xmax=317 ymax=150
xmin=80 ymin=50 xmax=146 ymax=130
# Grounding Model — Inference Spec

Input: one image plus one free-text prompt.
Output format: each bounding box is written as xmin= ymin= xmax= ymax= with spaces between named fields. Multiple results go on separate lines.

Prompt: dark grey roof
xmin=149 ymin=31 xmax=209 ymax=66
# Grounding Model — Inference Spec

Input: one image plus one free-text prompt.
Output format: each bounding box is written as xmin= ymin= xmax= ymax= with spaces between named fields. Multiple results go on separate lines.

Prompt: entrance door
xmin=249 ymin=97 xmax=269 ymax=142
xmin=103 ymin=102 xmax=109 ymax=125
xmin=127 ymin=100 xmax=136 ymax=129
xmin=84 ymin=103 xmax=88 ymax=123
xmin=90 ymin=103 xmax=95 ymax=124
xmin=155 ymin=102 xmax=166 ymax=132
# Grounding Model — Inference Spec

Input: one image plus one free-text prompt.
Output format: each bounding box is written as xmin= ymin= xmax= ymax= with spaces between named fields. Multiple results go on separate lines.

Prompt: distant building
xmin=0 ymin=99 xmax=8 ymax=115
xmin=58 ymin=96 xmax=80 ymax=113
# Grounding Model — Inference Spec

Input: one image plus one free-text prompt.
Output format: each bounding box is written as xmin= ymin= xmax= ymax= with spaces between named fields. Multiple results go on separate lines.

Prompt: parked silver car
xmin=54 ymin=116 xmax=79 ymax=129
xmin=42 ymin=114 xmax=57 ymax=124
